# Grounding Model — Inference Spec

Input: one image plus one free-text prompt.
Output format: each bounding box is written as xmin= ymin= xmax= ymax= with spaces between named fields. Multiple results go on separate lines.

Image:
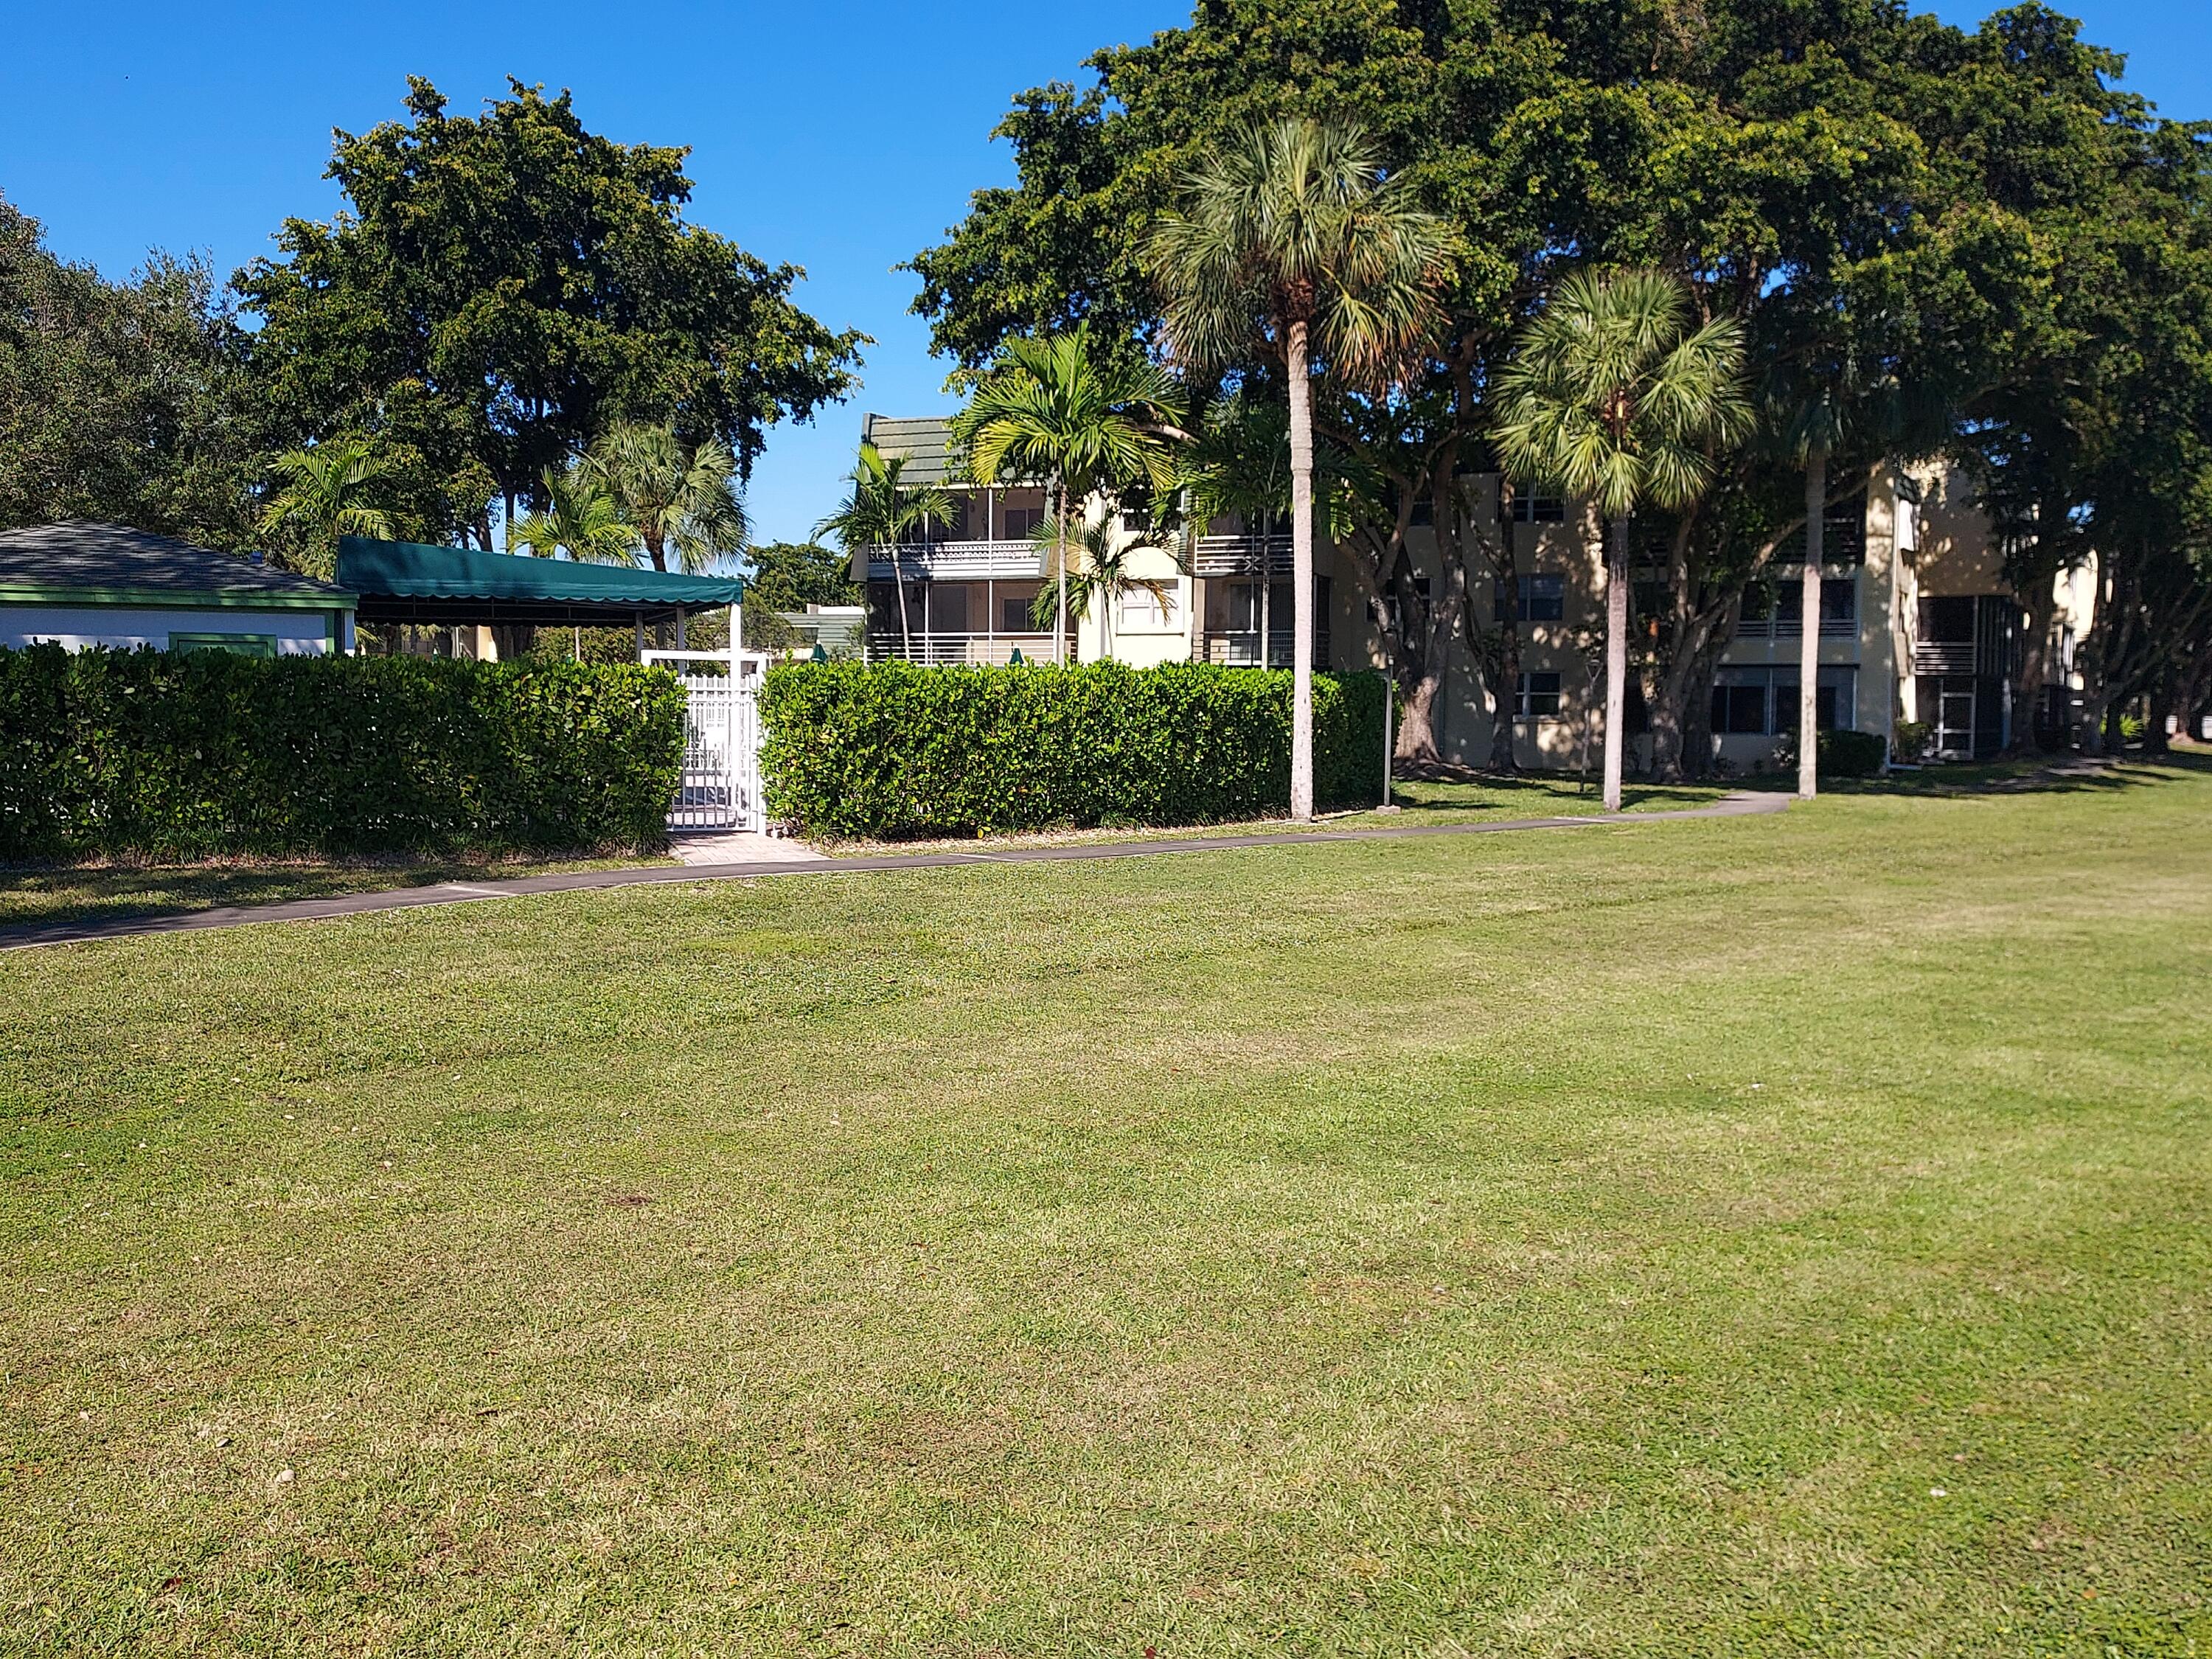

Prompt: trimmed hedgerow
xmin=759 ymin=658 xmax=1387 ymax=838
xmin=0 ymin=646 xmax=686 ymax=862
xmin=1778 ymin=725 xmax=1891 ymax=780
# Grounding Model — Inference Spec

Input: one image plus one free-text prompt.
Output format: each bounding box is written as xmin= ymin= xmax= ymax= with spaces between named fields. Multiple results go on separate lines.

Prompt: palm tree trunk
xmin=1604 ymin=514 xmax=1629 ymax=812
xmin=892 ymin=554 xmax=912 ymax=661
xmin=1799 ymin=447 xmax=1826 ymax=799
xmin=1055 ymin=481 xmax=1069 ymax=665
xmin=1287 ymin=318 xmax=1316 ymax=822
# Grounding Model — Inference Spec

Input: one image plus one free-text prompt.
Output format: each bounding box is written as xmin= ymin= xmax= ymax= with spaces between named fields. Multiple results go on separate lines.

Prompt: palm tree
xmin=511 ymin=462 xmax=637 ymax=563
xmin=1493 ymin=268 xmax=1751 ymax=812
xmin=587 ymin=422 xmax=748 ymax=572
xmin=814 ymin=442 xmax=953 ymax=659
xmin=258 ymin=437 xmax=397 ymax=577
xmin=1781 ymin=394 xmax=1846 ymax=800
xmin=1148 ymin=116 xmax=1453 ymax=821
xmin=950 ymin=322 xmax=1182 ymax=665
xmin=1025 ymin=514 xmax=1180 ymax=657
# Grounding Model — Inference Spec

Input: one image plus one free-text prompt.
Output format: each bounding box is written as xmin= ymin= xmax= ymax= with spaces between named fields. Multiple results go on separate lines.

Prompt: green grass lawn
xmin=2 ymin=759 xmax=2207 ymax=1655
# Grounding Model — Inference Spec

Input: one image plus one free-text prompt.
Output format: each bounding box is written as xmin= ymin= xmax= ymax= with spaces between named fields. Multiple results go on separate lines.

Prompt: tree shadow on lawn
xmin=0 ymin=853 xmax=663 ymax=931
xmin=1383 ymin=767 xmax=1725 ymax=815
xmin=1816 ymin=748 xmax=2212 ymax=800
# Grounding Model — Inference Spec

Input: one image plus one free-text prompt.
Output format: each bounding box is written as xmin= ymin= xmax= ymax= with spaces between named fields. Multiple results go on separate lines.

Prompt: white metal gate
xmin=643 ymin=649 xmax=767 ymax=832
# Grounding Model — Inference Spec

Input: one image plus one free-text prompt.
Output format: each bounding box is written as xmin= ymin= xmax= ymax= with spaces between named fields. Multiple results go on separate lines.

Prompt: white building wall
xmin=0 ymin=605 xmax=344 ymax=654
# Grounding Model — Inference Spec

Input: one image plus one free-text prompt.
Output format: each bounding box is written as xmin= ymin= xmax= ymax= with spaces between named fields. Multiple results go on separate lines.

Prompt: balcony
xmin=1189 ymin=534 xmax=1292 ymax=578
xmin=863 ymin=540 xmax=1047 ymax=582
xmin=864 ymin=632 xmax=1062 ymax=667
xmin=1913 ymin=641 xmax=1978 ymax=675
xmin=1194 ymin=627 xmax=1330 ymax=669
xmin=1736 ymin=612 xmax=1858 ymax=641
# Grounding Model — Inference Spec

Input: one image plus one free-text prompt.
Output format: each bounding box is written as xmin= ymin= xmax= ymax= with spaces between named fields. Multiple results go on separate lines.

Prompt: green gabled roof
xmin=337 ymin=538 xmax=743 ymax=607
xmin=0 ymin=522 xmax=354 ymax=610
xmin=860 ymin=413 xmax=971 ymax=488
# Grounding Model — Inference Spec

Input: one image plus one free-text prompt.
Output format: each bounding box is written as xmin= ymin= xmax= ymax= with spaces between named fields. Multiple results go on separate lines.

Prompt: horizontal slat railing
xmin=863 ymin=540 xmax=1047 ymax=580
xmin=1189 ymin=535 xmax=1293 ymax=577
xmin=864 ymin=633 xmax=1062 ymax=666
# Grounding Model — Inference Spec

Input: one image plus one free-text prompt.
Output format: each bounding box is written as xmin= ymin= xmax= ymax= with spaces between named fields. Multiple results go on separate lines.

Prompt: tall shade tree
xmin=950 ymin=322 xmax=1181 ymax=664
xmin=511 ymin=462 xmax=636 ymax=564
xmin=814 ymin=442 xmax=955 ymax=660
xmin=0 ymin=199 xmax=268 ymax=548
xmin=1494 ymin=268 xmax=1750 ymax=812
xmin=1147 ymin=118 xmax=1453 ymax=820
xmin=257 ymin=437 xmax=398 ymax=578
xmin=238 ymin=79 xmax=861 ymax=549
xmin=587 ymin=422 xmax=748 ymax=572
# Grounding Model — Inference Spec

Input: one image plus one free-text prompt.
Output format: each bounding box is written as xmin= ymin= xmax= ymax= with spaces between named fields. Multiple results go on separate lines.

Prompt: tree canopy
xmin=237 ymin=79 xmax=865 ymax=547
xmin=908 ymin=0 xmax=2212 ymax=765
xmin=0 ymin=198 xmax=268 ymax=547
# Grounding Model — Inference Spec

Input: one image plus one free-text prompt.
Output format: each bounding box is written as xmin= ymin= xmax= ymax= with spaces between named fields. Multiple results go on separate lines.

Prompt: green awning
xmin=338 ymin=537 xmax=742 ymax=626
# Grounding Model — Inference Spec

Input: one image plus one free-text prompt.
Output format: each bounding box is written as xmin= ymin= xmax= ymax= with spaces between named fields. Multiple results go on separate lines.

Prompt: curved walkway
xmin=0 ymin=791 xmax=1789 ymax=951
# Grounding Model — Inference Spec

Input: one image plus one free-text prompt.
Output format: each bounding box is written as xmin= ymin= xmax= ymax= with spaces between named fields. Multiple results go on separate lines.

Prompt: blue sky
xmin=2 ymin=1 xmax=2205 ymax=549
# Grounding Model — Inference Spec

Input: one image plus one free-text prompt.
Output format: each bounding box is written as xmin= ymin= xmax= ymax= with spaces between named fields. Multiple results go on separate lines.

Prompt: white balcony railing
xmin=1737 ymin=613 xmax=1858 ymax=640
xmin=863 ymin=540 xmax=1048 ymax=581
xmin=1194 ymin=629 xmax=1330 ymax=669
xmin=865 ymin=632 xmax=1064 ymax=667
xmin=1188 ymin=535 xmax=1293 ymax=577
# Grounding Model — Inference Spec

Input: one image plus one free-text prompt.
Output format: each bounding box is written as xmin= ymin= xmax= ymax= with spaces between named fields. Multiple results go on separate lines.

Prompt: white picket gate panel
xmin=643 ymin=649 xmax=768 ymax=832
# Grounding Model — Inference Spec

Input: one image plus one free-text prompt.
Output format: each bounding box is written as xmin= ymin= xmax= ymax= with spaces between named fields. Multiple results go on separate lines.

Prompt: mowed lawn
xmin=3 ymin=765 xmax=2208 ymax=1656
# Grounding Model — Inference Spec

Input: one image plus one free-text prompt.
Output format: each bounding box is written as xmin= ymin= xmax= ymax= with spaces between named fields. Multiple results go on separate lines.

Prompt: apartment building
xmin=849 ymin=413 xmax=2091 ymax=769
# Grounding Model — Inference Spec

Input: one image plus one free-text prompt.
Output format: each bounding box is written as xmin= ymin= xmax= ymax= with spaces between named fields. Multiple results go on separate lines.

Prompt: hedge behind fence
xmin=760 ymin=659 xmax=1387 ymax=838
xmin=0 ymin=646 xmax=687 ymax=861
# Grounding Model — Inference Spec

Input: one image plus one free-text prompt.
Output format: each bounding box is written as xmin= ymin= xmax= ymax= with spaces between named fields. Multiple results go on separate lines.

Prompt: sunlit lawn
xmin=2 ymin=759 xmax=2207 ymax=1655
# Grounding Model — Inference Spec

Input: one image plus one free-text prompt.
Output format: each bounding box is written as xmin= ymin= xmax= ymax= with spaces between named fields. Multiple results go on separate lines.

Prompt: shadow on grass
xmin=0 ymin=855 xmax=661 ymax=932
xmin=1824 ymin=748 xmax=2212 ymax=800
xmin=1382 ymin=768 xmax=1728 ymax=816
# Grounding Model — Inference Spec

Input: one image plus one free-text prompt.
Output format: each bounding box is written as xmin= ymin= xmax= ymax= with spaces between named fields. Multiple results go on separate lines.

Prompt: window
xmin=1516 ymin=573 xmax=1565 ymax=622
xmin=1121 ymin=509 xmax=1148 ymax=531
xmin=1515 ymin=670 xmax=1562 ymax=718
xmin=1004 ymin=597 xmax=1035 ymax=633
xmin=1712 ymin=678 xmax=1768 ymax=734
xmin=1001 ymin=505 xmax=1043 ymax=539
xmin=170 ymin=633 xmax=276 ymax=658
xmin=1821 ymin=576 xmax=1857 ymax=625
xmin=1512 ymin=492 xmax=1565 ymax=523
xmin=925 ymin=584 xmax=969 ymax=633
xmin=1121 ymin=588 xmax=1176 ymax=629
xmin=1711 ymin=667 xmax=1858 ymax=735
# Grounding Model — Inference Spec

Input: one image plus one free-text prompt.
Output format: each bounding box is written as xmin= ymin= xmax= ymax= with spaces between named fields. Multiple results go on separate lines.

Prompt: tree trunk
xmin=1799 ymin=447 xmax=1826 ymax=799
xmin=2011 ymin=581 xmax=2056 ymax=754
xmin=1396 ymin=584 xmax=1459 ymax=764
xmin=1055 ymin=481 xmax=1069 ymax=665
xmin=1489 ymin=616 xmax=1522 ymax=773
xmin=1287 ymin=318 xmax=1316 ymax=822
xmin=1604 ymin=515 xmax=1629 ymax=812
xmin=2145 ymin=681 xmax=2172 ymax=754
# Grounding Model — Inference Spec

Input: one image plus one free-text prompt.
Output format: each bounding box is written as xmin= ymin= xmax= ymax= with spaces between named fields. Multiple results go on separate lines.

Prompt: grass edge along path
xmin=0 ymin=792 xmax=1787 ymax=950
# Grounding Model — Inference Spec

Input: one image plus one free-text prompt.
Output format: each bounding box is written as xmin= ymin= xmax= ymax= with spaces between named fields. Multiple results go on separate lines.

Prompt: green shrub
xmin=0 ymin=646 xmax=686 ymax=862
xmin=1775 ymin=725 xmax=1890 ymax=780
xmin=1891 ymin=720 xmax=1932 ymax=764
xmin=759 ymin=659 xmax=1387 ymax=838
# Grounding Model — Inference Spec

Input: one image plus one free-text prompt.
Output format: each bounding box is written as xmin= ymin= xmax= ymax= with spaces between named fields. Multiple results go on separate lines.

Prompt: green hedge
xmin=759 ymin=659 xmax=1388 ymax=838
xmin=1777 ymin=726 xmax=1891 ymax=779
xmin=0 ymin=646 xmax=687 ymax=862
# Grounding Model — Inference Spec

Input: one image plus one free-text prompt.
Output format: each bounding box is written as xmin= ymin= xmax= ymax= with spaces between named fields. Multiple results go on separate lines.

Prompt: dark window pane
xmin=1517 ymin=574 xmax=1564 ymax=621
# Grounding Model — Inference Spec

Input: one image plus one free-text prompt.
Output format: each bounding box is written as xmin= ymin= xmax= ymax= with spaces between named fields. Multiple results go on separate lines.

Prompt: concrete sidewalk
xmin=0 ymin=792 xmax=1790 ymax=951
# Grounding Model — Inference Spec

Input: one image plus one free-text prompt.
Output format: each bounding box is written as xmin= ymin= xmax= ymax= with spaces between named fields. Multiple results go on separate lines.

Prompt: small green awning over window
xmin=338 ymin=537 xmax=743 ymax=627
